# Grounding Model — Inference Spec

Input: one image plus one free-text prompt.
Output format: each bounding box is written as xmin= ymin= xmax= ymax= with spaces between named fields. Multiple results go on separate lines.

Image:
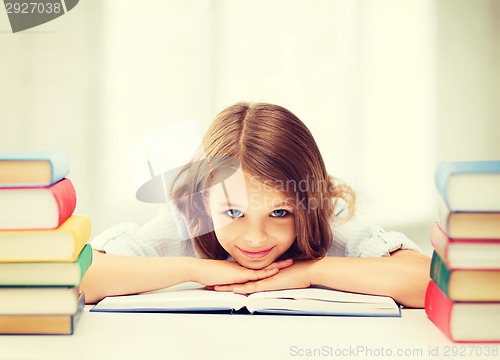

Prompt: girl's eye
xmin=271 ymin=209 xmax=289 ymax=218
xmin=225 ymin=209 xmax=243 ymax=218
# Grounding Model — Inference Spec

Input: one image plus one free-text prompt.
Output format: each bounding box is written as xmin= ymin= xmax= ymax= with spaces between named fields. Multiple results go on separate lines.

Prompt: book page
xmin=247 ymin=287 xmax=396 ymax=304
xmin=0 ymin=160 xmax=50 ymax=185
xmin=92 ymin=282 xmax=248 ymax=312
xmin=246 ymin=298 xmax=399 ymax=316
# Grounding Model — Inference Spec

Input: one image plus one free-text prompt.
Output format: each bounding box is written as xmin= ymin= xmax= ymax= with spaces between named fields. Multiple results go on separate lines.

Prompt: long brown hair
xmin=171 ymin=102 xmax=355 ymax=260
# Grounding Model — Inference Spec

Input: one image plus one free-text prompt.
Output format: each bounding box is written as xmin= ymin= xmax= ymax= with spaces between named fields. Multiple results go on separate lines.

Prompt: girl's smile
xmin=237 ymin=246 xmax=276 ymax=259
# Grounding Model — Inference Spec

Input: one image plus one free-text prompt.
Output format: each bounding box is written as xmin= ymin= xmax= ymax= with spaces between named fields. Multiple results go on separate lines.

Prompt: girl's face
xmin=207 ymin=168 xmax=296 ymax=269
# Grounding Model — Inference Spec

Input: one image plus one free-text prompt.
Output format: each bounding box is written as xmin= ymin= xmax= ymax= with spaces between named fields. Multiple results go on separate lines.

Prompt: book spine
xmin=436 ymin=197 xmax=453 ymax=237
xmin=50 ymin=179 xmax=77 ymax=227
xmin=76 ymin=244 xmax=93 ymax=281
xmin=430 ymin=252 xmax=451 ymax=297
xmin=434 ymin=162 xmax=454 ymax=208
xmin=70 ymin=292 xmax=85 ymax=334
xmin=49 ymin=151 xmax=70 ymax=185
xmin=425 ymin=280 xmax=454 ymax=342
xmin=430 ymin=222 xmax=451 ymax=264
xmin=69 ymin=216 xmax=92 ymax=260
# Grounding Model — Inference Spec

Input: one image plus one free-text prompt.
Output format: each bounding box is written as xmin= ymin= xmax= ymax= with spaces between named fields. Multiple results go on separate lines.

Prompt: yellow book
xmin=0 ymin=215 xmax=91 ymax=262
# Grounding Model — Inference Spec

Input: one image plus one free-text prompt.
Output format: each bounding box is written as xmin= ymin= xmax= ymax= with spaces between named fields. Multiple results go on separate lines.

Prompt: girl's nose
xmin=243 ymin=222 xmax=268 ymax=245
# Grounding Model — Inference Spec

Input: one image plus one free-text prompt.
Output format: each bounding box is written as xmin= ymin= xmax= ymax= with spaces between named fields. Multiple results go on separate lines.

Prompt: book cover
xmin=0 ymin=243 xmax=93 ymax=286
xmin=435 ymin=160 xmax=500 ymax=212
xmin=0 ymin=178 xmax=77 ymax=230
xmin=0 ymin=286 xmax=81 ymax=315
xmin=91 ymin=282 xmax=401 ymax=317
xmin=0 ymin=292 xmax=85 ymax=335
xmin=430 ymin=251 xmax=500 ymax=301
xmin=437 ymin=199 xmax=500 ymax=239
xmin=430 ymin=222 xmax=500 ymax=269
xmin=0 ymin=150 xmax=70 ymax=187
xmin=0 ymin=215 xmax=91 ymax=262
xmin=425 ymin=280 xmax=500 ymax=342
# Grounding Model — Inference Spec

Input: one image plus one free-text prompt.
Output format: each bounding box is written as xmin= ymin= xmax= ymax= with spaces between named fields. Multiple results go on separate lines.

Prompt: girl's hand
xmin=212 ymin=260 xmax=316 ymax=294
xmin=191 ymin=258 xmax=294 ymax=287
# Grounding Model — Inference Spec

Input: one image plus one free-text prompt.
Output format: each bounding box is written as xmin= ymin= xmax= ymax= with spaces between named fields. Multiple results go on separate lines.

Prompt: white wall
xmin=98 ymin=0 xmax=437 ymax=232
xmin=436 ymin=0 xmax=500 ymax=161
xmin=1 ymin=0 xmax=499 ymax=240
xmin=209 ymin=0 xmax=438 ymax=228
xmin=0 ymin=0 xmax=104 ymax=232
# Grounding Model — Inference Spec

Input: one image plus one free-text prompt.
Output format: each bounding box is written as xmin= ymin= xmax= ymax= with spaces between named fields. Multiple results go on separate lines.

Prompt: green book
xmin=0 ymin=243 xmax=93 ymax=286
xmin=430 ymin=251 xmax=500 ymax=302
xmin=430 ymin=251 xmax=451 ymax=296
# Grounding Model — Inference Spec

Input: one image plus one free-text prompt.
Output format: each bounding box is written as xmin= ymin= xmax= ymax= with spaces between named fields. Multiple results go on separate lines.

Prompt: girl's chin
xmin=234 ymin=257 xmax=274 ymax=270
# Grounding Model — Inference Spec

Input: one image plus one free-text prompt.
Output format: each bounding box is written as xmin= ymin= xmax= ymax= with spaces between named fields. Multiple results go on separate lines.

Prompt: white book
xmin=91 ymin=282 xmax=401 ymax=317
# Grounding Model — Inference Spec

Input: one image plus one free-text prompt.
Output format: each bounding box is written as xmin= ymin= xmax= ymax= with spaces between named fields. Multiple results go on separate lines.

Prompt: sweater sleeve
xmin=327 ymin=200 xmax=421 ymax=258
xmin=90 ymin=205 xmax=196 ymax=257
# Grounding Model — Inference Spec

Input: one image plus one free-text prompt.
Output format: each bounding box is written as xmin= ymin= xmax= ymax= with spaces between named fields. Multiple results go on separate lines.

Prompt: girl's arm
xmin=213 ymin=250 xmax=431 ymax=308
xmin=310 ymin=249 xmax=431 ymax=308
xmin=81 ymin=250 xmax=293 ymax=304
xmin=81 ymin=251 xmax=192 ymax=304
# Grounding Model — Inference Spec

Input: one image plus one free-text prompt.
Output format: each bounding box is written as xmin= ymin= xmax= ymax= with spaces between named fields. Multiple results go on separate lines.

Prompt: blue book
xmin=0 ymin=150 xmax=70 ymax=187
xmin=435 ymin=160 xmax=500 ymax=212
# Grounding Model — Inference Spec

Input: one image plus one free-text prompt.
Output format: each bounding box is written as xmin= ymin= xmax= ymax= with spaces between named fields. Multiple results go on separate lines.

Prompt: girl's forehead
xmin=209 ymin=169 xmax=291 ymax=203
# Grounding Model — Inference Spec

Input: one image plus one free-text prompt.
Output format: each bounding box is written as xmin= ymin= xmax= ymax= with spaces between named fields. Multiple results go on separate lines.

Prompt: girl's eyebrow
xmin=217 ymin=200 xmax=243 ymax=208
xmin=274 ymin=201 xmax=294 ymax=208
xmin=215 ymin=199 xmax=293 ymax=208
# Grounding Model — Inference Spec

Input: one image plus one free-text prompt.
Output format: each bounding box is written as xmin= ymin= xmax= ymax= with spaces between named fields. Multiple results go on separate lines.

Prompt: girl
xmin=82 ymin=102 xmax=431 ymax=307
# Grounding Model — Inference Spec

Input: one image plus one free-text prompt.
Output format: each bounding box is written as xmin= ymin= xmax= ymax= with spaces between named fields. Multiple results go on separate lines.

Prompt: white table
xmin=0 ymin=308 xmax=499 ymax=360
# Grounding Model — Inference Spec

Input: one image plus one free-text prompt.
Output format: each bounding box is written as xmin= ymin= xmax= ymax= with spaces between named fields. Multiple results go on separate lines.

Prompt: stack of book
xmin=0 ymin=151 xmax=92 ymax=335
xmin=425 ymin=160 xmax=500 ymax=343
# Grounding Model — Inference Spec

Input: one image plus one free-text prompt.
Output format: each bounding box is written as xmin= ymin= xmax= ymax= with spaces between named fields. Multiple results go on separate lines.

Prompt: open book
xmin=91 ymin=282 xmax=401 ymax=317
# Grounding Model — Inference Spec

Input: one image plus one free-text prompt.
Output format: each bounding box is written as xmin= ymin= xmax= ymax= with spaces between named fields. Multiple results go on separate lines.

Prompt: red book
xmin=425 ymin=280 xmax=500 ymax=343
xmin=431 ymin=222 xmax=500 ymax=270
xmin=0 ymin=178 xmax=76 ymax=230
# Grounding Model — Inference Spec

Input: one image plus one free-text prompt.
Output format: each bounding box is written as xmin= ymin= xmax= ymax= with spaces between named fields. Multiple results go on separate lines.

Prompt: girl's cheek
xmin=211 ymin=214 xmax=233 ymax=232
xmin=213 ymin=222 xmax=237 ymax=245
